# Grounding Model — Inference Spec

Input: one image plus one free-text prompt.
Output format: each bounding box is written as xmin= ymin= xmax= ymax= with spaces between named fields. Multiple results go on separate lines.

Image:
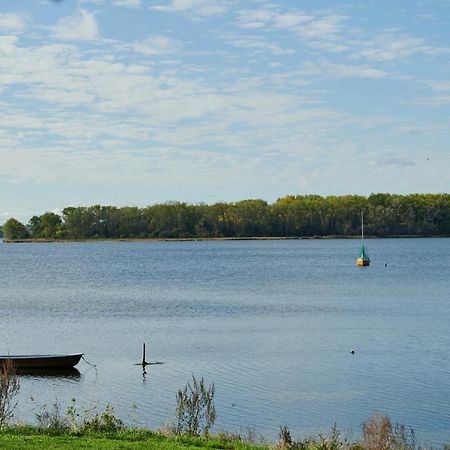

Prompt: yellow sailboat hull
xmin=356 ymin=257 xmax=370 ymax=266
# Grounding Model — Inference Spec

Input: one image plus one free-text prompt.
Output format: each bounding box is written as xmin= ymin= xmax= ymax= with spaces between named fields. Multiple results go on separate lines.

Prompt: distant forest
xmin=2 ymin=194 xmax=450 ymax=241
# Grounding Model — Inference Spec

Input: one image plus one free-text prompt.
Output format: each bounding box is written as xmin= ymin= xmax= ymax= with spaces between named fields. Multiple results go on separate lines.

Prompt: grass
xmin=0 ymin=417 xmax=431 ymax=450
xmin=0 ymin=427 xmax=269 ymax=450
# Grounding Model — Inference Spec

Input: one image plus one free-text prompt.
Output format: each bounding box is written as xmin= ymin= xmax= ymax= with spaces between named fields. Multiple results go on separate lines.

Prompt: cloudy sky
xmin=1 ymin=0 xmax=449 ymax=221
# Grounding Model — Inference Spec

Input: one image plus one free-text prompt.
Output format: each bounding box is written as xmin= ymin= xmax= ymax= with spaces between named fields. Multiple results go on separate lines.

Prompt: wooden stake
xmin=142 ymin=342 xmax=148 ymax=367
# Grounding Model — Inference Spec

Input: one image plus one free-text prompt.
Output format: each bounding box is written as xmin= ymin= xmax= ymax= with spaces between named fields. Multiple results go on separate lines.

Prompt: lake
xmin=1 ymin=238 xmax=449 ymax=445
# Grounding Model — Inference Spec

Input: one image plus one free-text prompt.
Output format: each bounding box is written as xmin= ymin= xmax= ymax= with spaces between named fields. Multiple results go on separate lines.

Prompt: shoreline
xmin=2 ymin=234 xmax=450 ymax=243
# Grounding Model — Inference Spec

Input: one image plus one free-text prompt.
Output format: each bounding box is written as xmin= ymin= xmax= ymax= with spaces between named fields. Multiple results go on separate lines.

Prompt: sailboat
xmin=356 ymin=211 xmax=370 ymax=266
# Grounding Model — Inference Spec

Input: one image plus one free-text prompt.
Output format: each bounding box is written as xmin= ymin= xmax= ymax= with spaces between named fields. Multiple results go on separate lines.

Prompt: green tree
xmin=147 ymin=203 xmax=182 ymax=238
xmin=227 ymin=199 xmax=270 ymax=237
xmin=6 ymin=193 xmax=450 ymax=241
xmin=2 ymin=218 xmax=30 ymax=240
xmin=28 ymin=212 xmax=62 ymax=238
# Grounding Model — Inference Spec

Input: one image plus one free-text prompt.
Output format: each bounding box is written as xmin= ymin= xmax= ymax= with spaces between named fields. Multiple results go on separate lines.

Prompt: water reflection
xmin=17 ymin=367 xmax=81 ymax=379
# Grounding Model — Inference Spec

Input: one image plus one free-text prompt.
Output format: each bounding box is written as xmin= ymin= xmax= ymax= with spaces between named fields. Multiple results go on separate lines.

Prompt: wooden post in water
xmin=142 ymin=342 xmax=149 ymax=367
xmin=141 ymin=342 xmax=148 ymax=376
xmin=142 ymin=342 xmax=146 ymax=366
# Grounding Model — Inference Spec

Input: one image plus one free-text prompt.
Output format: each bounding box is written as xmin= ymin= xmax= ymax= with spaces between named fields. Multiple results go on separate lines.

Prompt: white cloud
xmin=1 ymin=2 xmax=449 ymax=201
xmin=427 ymin=80 xmax=450 ymax=91
xmin=303 ymin=60 xmax=387 ymax=79
xmin=113 ymin=0 xmax=142 ymax=6
xmin=0 ymin=128 xmax=17 ymax=148
xmin=290 ymin=14 xmax=349 ymax=52
xmin=0 ymin=12 xmax=26 ymax=32
xmin=236 ymin=7 xmax=349 ymax=53
xmin=125 ymin=35 xmax=182 ymax=55
xmin=357 ymin=33 xmax=441 ymax=61
xmin=413 ymin=95 xmax=450 ymax=107
xmin=0 ymin=35 xmax=19 ymax=54
xmin=151 ymin=0 xmax=229 ymax=18
xmin=79 ymin=0 xmax=106 ymax=4
xmin=236 ymin=8 xmax=274 ymax=29
xmin=49 ymin=9 xmax=99 ymax=41
xmin=273 ymin=13 xmax=314 ymax=29
xmin=0 ymin=36 xmax=361 ymax=190
xmin=235 ymin=7 xmax=448 ymax=60
xmin=225 ymin=33 xmax=294 ymax=56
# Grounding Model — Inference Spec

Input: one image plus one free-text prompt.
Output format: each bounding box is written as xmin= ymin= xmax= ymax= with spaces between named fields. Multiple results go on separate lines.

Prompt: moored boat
xmin=0 ymin=354 xmax=83 ymax=369
xmin=356 ymin=211 xmax=370 ymax=266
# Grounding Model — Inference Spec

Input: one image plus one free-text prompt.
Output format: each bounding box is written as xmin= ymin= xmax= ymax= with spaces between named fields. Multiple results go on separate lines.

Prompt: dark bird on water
xmin=351 ymin=350 xmax=355 ymax=354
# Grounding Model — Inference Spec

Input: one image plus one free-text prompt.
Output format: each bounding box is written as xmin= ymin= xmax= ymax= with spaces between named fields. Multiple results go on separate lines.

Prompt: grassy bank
xmin=0 ymin=364 xmax=433 ymax=449
xmin=0 ymin=419 xmax=424 ymax=450
xmin=0 ymin=415 xmax=431 ymax=450
xmin=0 ymin=427 xmax=267 ymax=450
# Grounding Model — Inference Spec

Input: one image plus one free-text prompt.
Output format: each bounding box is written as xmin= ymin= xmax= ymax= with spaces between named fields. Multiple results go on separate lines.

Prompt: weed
xmin=322 ymin=423 xmax=344 ymax=450
xmin=82 ymin=404 xmax=124 ymax=432
xmin=175 ymin=375 xmax=216 ymax=436
xmin=392 ymin=422 xmax=417 ymax=450
xmin=363 ymin=415 xmax=418 ymax=450
xmin=34 ymin=400 xmax=69 ymax=431
xmin=0 ymin=359 xmax=20 ymax=428
xmin=32 ymin=397 xmax=124 ymax=433
xmin=278 ymin=425 xmax=293 ymax=448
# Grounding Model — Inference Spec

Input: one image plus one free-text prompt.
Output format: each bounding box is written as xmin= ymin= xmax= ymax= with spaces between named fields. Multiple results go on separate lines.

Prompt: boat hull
xmin=0 ymin=354 xmax=83 ymax=369
xmin=356 ymin=257 xmax=370 ymax=266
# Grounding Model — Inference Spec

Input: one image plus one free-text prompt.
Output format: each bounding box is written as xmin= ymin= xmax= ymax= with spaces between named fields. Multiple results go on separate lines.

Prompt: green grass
xmin=0 ymin=427 xmax=269 ymax=450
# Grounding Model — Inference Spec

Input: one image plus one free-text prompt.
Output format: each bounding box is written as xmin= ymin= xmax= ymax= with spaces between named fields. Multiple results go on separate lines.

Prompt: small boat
xmin=356 ymin=211 xmax=370 ymax=266
xmin=0 ymin=353 xmax=83 ymax=369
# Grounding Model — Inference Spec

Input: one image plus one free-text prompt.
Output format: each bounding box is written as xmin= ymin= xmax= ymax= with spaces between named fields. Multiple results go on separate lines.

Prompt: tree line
xmin=2 ymin=193 xmax=450 ymax=241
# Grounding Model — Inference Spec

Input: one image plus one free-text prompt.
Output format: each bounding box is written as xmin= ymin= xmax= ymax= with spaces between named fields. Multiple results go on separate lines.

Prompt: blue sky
xmin=0 ymin=0 xmax=449 ymax=222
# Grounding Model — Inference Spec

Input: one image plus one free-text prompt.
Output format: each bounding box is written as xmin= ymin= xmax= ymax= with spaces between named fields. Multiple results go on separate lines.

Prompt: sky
xmin=0 ymin=0 xmax=449 ymax=222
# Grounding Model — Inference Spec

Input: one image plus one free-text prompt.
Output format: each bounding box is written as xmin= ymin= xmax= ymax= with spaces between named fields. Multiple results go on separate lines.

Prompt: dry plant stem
xmin=363 ymin=415 xmax=395 ymax=450
xmin=278 ymin=425 xmax=293 ymax=448
xmin=0 ymin=359 xmax=20 ymax=428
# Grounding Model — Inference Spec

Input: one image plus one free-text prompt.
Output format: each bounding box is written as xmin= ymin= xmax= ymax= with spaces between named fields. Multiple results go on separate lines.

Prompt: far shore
xmin=2 ymin=234 xmax=449 ymax=243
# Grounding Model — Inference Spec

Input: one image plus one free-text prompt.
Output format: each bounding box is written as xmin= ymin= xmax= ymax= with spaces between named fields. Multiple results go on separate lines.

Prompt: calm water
xmin=1 ymin=239 xmax=450 ymax=445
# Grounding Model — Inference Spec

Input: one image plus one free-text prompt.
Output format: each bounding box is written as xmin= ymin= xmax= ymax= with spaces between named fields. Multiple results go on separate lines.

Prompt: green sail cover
xmin=359 ymin=245 xmax=369 ymax=259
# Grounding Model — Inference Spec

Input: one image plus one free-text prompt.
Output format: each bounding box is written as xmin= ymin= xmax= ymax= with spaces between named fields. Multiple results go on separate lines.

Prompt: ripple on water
xmin=1 ymin=239 xmax=450 ymax=445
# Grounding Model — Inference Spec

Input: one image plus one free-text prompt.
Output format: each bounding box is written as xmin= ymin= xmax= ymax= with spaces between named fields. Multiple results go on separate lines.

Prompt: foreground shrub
xmin=33 ymin=398 xmax=123 ymax=433
xmin=317 ymin=423 xmax=346 ymax=450
xmin=363 ymin=415 xmax=417 ymax=450
xmin=34 ymin=400 xmax=68 ymax=430
xmin=82 ymin=404 xmax=124 ymax=432
xmin=175 ymin=375 xmax=216 ymax=436
xmin=0 ymin=359 xmax=20 ymax=428
xmin=278 ymin=425 xmax=294 ymax=448
xmin=363 ymin=415 xmax=393 ymax=450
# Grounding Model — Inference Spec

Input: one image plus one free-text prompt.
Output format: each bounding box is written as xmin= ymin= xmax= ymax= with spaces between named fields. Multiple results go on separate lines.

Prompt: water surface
xmin=1 ymin=239 xmax=449 ymax=445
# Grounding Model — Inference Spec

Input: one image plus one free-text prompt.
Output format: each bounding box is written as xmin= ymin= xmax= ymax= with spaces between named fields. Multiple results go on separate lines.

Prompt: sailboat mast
xmin=361 ymin=210 xmax=364 ymax=245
